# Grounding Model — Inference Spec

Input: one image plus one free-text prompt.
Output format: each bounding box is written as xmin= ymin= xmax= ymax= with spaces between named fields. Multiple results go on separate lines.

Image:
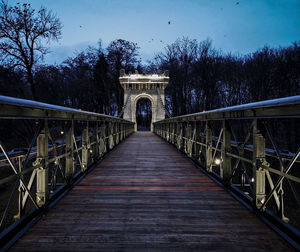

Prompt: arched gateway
xmin=119 ymin=69 xmax=169 ymax=131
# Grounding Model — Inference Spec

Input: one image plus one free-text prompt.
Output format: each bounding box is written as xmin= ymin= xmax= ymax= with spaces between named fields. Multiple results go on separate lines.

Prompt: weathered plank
xmin=10 ymin=132 xmax=294 ymax=251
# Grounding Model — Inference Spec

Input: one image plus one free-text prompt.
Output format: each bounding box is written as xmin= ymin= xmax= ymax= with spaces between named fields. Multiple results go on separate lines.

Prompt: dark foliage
xmin=0 ymin=36 xmax=299 ymax=118
xmin=0 ymin=0 xmax=62 ymax=99
xmin=106 ymin=39 xmax=140 ymax=114
xmin=155 ymin=37 xmax=300 ymax=116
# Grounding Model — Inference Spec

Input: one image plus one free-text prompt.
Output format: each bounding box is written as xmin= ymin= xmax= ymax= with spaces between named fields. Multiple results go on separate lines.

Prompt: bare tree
xmin=0 ymin=1 xmax=62 ymax=99
xmin=155 ymin=37 xmax=200 ymax=115
xmin=106 ymin=39 xmax=140 ymax=114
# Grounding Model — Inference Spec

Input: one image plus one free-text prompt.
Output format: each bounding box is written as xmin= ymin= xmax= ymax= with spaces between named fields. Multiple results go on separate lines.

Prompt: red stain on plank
xmin=83 ymin=178 xmax=212 ymax=183
xmin=75 ymin=186 xmax=223 ymax=191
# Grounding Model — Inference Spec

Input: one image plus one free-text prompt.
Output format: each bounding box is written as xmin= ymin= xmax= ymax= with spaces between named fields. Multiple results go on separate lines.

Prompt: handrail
xmin=156 ymin=95 xmax=300 ymax=121
xmin=153 ymin=95 xmax=300 ymax=246
xmin=0 ymin=95 xmax=135 ymax=248
xmin=0 ymin=95 xmax=132 ymax=121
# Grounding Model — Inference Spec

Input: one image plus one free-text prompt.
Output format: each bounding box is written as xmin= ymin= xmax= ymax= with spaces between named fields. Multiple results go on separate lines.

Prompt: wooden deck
xmin=10 ymin=132 xmax=294 ymax=251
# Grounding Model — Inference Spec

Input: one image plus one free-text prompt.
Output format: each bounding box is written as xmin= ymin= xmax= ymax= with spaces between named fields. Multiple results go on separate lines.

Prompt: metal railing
xmin=0 ymin=95 xmax=134 ymax=239
xmin=153 ymin=96 xmax=300 ymax=233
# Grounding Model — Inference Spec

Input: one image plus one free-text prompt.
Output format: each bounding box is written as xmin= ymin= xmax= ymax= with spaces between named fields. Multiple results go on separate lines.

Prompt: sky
xmin=10 ymin=0 xmax=300 ymax=65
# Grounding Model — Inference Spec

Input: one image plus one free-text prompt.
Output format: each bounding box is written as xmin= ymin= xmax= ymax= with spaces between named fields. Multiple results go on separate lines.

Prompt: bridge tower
xmin=119 ymin=69 xmax=169 ymax=131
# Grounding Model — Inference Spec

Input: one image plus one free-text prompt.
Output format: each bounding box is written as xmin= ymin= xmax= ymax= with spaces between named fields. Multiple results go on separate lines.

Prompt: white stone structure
xmin=119 ymin=70 xmax=169 ymax=131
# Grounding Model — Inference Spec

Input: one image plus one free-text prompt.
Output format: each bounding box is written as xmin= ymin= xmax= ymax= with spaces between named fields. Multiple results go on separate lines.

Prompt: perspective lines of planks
xmin=10 ymin=132 xmax=294 ymax=251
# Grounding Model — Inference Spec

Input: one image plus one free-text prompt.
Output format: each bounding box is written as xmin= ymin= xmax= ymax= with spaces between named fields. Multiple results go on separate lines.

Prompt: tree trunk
xmin=27 ymin=68 xmax=36 ymax=100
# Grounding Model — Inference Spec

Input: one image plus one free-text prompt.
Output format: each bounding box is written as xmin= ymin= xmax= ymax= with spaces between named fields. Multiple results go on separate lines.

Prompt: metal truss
xmin=153 ymin=95 xmax=300 ymax=225
xmin=0 ymin=95 xmax=134 ymax=234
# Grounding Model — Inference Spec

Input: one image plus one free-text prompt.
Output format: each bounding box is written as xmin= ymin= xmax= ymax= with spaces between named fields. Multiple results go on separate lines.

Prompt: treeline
xmin=155 ymin=38 xmax=300 ymax=116
xmin=0 ymin=39 xmax=141 ymax=115
xmin=0 ymin=37 xmax=299 ymax=117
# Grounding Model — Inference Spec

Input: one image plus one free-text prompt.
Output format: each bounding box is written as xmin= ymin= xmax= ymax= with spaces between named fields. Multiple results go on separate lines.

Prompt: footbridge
xmin=0 ymin=95 xmax=299 ymax=251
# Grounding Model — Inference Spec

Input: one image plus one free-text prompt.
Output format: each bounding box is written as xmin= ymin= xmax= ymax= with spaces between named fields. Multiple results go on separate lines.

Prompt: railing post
xmin=182 ymin=122 xmax=186 ymax=152
xmin=124 ymin=124 xmax=128 ymax=137
xmin=92 ymin=121 xmax=99 ymax=161
xmin=186 ymin=123 xmax=192 ymax=157
xmin=112 ymin=122 xmax=115 ymax=144
xmin=131 ymin=123 xmax=134 ymax=135
xmin=120 ymin=123 xmax=124 ymax=141
xmin=173 ymin=123 xmax=177 ymax=145
xmin=222 ymin=120 xmax=232 ymax=184
xmin=109 ymin=122 xmax=114 ymax=150
xmin=126 ymin=123 xmax=129 ymax=137
xmin=158 ymin=123 xmax=160 ymax=136
xmin=194 ymin=121 xmax=200 ymax=160
xmin=65 ymin=120 xmax=74 ymax=184
xmin=176 ymin=123 xmax=182 ymax=150
xmin=166 ymin=123 xmax=170 ymax=141
xmin=205 ymin=121 xmax=213 ymax=172
xmin=115 ymin=123 xmax=120 ymax=145
xmin=159 ymin=124 xmax=162 ymax=137
xmin=100 ymin=123 xmax=106 ymax=157
xmin=165 ymin=123 xmax=168 ymax=140
xmin=121 ymin=123 xmax=124 ymax=140
xmin=168 ymin=123 xmax=171 ymax=142
xmin=82 ymin=122 xmax=89 ymax=172
xmin=169 ymin=123 xmax=171 ymax=141
xmin=199 ymin=123 xmax=206 ymax=164
xmin=171 ymin=123 xmax=174 ymax=144
xmin=36 ymin=120 xmax=49 ymax=207
xmin=253 ymin=119 xmax=266 ymax=208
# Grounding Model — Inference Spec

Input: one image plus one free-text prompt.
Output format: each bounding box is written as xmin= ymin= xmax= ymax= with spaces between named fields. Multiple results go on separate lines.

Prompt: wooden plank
xmin=10 ymin=132 xmax=294 ymax=251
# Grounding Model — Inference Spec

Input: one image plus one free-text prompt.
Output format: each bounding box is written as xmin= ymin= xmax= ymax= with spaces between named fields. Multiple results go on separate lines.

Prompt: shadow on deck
xmin=10 ymin=132 xmax=293 ymax=251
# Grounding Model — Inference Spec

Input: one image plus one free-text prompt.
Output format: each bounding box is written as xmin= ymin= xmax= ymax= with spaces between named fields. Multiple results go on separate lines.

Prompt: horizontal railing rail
xmin=0 ymin=95 xmax=129 ymax=121
xmin=159 ymin=95 xmax=300 ymax=121
xmin=153 ymin=95 xmax=300 ymax=245
xmin=0 ymin=95 xmax=134 ymax=247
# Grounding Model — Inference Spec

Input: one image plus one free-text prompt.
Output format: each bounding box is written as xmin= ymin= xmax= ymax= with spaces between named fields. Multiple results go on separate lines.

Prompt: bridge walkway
xmin=10 ymin=132 xmax=293 ymax=251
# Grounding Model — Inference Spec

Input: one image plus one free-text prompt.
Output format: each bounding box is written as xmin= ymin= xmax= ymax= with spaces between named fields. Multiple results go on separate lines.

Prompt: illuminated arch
xmin=132 ymin=93 xmax=156 ymax=131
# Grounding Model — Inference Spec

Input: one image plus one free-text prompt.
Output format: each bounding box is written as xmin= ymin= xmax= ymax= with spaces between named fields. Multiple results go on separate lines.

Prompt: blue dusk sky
xmin=9 ymin=0 xmax=300 ymax=64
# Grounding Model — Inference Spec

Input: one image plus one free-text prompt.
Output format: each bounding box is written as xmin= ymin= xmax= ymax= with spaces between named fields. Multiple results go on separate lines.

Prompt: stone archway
xmin=132 ymin=94 xmax=156 ymax=131
xmin=119 ymin=70 xmax=169 ymax=132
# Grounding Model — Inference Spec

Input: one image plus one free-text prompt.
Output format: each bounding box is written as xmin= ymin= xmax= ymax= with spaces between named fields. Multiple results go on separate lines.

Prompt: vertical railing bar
xmin=36 ymin=119 xmax=49 ymax=207
xmin=222 ymin=120 xmax=232 ymax=183
xmin=253 ymin=119 xmax=266 ymax=209
xmin=65 ymin=120 xmax=74 ymax=184
xmin=81 ymin=121 xmax=89 ymax=171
